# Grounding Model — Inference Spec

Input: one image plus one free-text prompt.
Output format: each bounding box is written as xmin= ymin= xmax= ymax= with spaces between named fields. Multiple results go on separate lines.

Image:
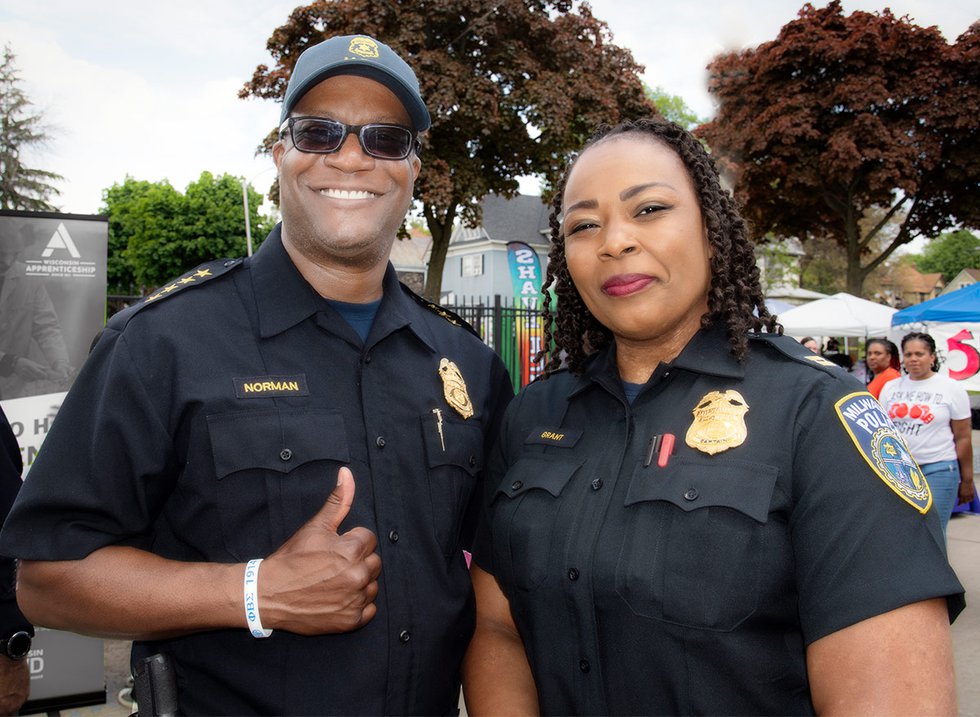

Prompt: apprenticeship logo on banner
xmin=24 ymin=223 xmax=97 ymax=278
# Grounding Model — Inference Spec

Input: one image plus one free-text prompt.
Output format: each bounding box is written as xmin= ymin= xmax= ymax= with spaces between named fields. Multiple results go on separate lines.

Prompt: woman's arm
xmin=807 ymin=598 xmax=956 ymax=715
xmin=462 ymin=565 xmax=538 ymax=716
xmin=951 ymin=417 xmax=974 ymax=504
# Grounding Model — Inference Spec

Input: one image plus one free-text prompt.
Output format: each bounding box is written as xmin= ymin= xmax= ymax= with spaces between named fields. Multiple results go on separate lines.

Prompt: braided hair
xmin=537 ymin=117 xmax=779 ymax=376
xmin=900 ymin=332 xmax=941 ymax=373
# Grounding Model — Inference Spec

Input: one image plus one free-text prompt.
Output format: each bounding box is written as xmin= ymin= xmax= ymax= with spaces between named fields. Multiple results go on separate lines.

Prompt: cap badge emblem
xmin=349 ymin=36 xmax=380 ymax=59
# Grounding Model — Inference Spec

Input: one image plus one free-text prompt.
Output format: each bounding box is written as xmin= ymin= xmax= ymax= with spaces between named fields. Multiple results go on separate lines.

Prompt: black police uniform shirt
xmin=0 ymin=226 xmax=513 ymax=715
xmin=473 ymin=325 xmax=964 ymax=716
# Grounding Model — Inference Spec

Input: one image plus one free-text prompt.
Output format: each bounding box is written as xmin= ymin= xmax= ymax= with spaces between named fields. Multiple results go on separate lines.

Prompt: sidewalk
xmin=950 ymin=511 xmax=980 ymax=716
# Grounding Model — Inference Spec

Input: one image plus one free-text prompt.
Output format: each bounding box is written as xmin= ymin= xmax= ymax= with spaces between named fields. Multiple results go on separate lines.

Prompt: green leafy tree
xmin=645 ymin=85 xmax=703 ymax=130
xmin=698 ymin=3 xmax=980 ymax=296
xmin=103 ymin=172 xmax=274 ymax=294
xmin=912 ymin=229 xmax=980 ymax=282
xmin=0 ymin=45 xmax=63 ymax=211
xmin=240 ymin=0 xmax=653 ymax=300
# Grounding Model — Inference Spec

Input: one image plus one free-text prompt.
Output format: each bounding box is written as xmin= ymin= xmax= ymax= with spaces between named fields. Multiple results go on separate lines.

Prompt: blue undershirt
xmin=323 ymin=297 xmax=382 ymax=343
xmin=622 ymin=380 xmax=645 ymax=405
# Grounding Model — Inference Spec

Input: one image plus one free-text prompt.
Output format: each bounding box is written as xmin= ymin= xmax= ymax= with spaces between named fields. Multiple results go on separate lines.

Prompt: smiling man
xmin=0 ymin=35 xmax=512 ymax=715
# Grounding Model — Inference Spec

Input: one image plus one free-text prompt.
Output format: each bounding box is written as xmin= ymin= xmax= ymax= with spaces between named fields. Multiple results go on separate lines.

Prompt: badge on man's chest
xmin=685 ymin=389 xmax=749 ymax=455
xmin=439 ymin=357 xmax=473 ymax=419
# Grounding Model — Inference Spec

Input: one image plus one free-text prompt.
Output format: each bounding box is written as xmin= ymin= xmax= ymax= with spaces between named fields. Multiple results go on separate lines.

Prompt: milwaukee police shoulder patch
xmin=835 ymin=391 xmax=931 ymax=514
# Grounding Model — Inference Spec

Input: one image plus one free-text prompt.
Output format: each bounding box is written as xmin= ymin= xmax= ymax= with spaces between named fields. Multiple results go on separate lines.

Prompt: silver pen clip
xmin=432 ymin=408 xmax=446 ymax=451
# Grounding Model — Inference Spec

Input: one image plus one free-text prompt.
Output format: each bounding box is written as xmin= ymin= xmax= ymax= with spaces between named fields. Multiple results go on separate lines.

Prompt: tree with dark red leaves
xmin=698 ymin=2 xmax=979 ymax=296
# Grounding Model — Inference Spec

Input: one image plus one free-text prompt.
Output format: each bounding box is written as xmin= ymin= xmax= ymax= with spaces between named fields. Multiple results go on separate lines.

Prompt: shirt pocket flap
xmin=207 ymin=408 xmax=350 ymax=479
xmin=420 ymin=413 xmax=484 ymax=476
xmin=495 ymin=456 xmax=584 ymax=499
xmin=624 ymin=458 xmax=777 ymax=524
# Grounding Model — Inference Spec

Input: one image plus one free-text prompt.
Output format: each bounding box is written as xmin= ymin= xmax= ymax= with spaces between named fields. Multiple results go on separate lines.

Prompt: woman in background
xmin=865 ymin=337 xmax=901 ymax=399
xmin=879 ymin=332 xmax=974 ymax=536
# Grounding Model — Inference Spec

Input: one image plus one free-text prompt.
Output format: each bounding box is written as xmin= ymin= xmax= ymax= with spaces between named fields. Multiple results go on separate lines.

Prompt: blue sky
xmin=0 ymin=0 xmax=974 ymax=216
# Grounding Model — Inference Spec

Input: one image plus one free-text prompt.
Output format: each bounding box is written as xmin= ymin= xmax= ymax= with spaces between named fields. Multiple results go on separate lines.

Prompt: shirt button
xmin=511 ymin=480 xmax=523 ymax=491
xmin=376 ymin=436 xmax=386 ymax=448
xmin=388 ymin=530 xmax=399 ymax=544
xmin=399 ymin=630 xmax=411 ymax=643
xmin=567 ymin=568 xmax=579 ymax=581
xmin=469 ymin=455 xmax=477 ymax=468
xmin=590 ymin=478 xmax=603 ymax=491
xmin=279 ymin=449 xmax=292 ymax=461
xmin=364 ymin=355 xmax=372 ymax=364
xmin=579 ymin=659 xmax=591 ymax=673
xmin=684 ymin=488 xmax=699 ymax=501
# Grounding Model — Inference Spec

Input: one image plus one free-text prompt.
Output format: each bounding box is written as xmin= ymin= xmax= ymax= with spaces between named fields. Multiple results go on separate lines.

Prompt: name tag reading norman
xmin=234 ymin=375 xmax=310 ymax=398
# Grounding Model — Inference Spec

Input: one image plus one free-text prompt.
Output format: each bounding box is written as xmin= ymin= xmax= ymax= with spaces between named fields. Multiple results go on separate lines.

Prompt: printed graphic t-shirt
xmin=879 ymin=373 xmax=971 ymax=464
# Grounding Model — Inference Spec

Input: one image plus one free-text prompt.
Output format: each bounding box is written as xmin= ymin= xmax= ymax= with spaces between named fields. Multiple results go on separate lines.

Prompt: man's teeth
xmin=319 ymin=188 xmax=376 ymax=199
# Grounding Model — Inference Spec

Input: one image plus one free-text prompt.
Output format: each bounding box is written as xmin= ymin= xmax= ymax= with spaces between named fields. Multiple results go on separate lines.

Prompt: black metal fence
xmin=446 ymin=295 xmax=546 ymax=392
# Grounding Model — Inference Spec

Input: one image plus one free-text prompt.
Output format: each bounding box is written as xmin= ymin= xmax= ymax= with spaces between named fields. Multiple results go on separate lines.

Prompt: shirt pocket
xmin=491 ymin=456 xmax=583 ymax=592
xmin=207 ymin=408 xmax=350 ymax=560
xmin=420 ymin=412 xmax=484 ymax=560
xmin=615 ymin=457 xmax=777 ymax=631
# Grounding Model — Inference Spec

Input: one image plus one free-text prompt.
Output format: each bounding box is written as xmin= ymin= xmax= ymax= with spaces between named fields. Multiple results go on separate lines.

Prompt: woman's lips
xmin=602 ymin=274 xmax=655 ymax=297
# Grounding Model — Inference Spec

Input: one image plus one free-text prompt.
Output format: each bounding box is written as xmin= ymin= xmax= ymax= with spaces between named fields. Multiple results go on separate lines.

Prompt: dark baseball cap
xmin=280 ymin=34 xmax=431 ymax=132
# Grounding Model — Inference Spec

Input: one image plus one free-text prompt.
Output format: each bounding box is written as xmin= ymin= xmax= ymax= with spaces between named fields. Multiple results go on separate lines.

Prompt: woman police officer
xmin=462 ymin=118 xmax=962 ymax=715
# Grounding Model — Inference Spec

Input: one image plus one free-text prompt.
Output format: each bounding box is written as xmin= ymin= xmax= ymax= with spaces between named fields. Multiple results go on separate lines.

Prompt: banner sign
xmin=891 ymin=321 xmax=980 ymax=394
xmin=0 ymin=210 xmax=108 ymax=711
xmin=506 ymin=242 xmax=545 ymax=385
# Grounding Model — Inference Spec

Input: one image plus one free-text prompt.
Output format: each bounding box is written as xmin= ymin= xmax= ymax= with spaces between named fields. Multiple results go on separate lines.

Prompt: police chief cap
xmin=280 ymin=34 xmax=431 ymax=132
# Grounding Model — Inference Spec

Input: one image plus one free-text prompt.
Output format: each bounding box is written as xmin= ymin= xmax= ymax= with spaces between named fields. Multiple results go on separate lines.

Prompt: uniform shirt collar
xmin=572 ymin=322 xmax=745 ymax=398
xmin=250 ymin=225 xmax=437 ymax=351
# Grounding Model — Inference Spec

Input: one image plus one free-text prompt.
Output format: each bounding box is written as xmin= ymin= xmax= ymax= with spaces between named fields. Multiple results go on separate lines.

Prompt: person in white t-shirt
xmin=879 ymin=332 xmax=974 ymax=536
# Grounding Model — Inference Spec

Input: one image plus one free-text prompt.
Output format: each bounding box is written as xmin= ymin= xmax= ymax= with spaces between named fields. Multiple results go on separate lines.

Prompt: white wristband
xmin=244 ymin=559 xmax=272 ymax=638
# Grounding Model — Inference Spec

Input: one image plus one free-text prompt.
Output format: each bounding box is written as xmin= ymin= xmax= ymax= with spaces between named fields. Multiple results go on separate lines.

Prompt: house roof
xmin=389 ymin=228 xmax=431 ymax=272
xmin=882 ymin=264 xmax=944 ymax=295
xmin=454 ymin=193 xmax=551 ymax=247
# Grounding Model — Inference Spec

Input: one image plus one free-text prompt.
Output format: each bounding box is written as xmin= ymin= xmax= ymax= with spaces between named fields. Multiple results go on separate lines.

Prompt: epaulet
xmin=109 ymin=258 xmax=245 ymax=327
xmin=748 ymin=332 xmax=845 ymax=376
xmin=402 ymin=285 xmax=482 ymax=339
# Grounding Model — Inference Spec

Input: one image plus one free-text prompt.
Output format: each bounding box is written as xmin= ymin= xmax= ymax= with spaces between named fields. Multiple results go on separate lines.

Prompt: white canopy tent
xmin=777 ymin=292 xmax=897 ymax=338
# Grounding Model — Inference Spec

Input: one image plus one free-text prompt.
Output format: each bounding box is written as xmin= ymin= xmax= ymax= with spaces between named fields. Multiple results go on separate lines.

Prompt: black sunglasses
xmin=279 ymin=116 xmax=419 ymax=160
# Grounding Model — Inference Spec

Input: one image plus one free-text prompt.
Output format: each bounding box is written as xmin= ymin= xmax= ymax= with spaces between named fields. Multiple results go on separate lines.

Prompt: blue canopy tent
xmin=891 ymin=282 xmax=980 ymax=325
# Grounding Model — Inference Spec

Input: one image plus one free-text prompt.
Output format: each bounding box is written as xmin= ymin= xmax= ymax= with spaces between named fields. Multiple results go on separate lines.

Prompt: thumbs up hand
xmin=259 ymin=467 xmax=382 ymax=635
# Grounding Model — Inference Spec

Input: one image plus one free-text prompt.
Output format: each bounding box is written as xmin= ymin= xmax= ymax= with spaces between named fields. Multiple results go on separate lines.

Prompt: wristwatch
xmin=0 ymin=631 xmax=32 ymax=660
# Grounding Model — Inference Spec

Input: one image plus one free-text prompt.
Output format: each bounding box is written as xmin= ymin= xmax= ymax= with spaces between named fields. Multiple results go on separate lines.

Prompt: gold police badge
xmin=685 ymin=390 xmax=749 ymax=455
xmin=439 ymin=358 xmax=473 ymax=419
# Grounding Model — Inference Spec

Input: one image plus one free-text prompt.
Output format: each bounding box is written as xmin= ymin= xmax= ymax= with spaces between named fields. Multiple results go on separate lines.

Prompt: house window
xmin=462 ymin=254 xmax=484 ymax=277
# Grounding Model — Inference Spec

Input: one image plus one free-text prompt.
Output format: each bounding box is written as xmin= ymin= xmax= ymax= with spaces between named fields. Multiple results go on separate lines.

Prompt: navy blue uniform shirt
xmin=1 ymin=227 xmax=513 ymax=715
xmin=474 ymin=326 xmax=963 ymax=715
